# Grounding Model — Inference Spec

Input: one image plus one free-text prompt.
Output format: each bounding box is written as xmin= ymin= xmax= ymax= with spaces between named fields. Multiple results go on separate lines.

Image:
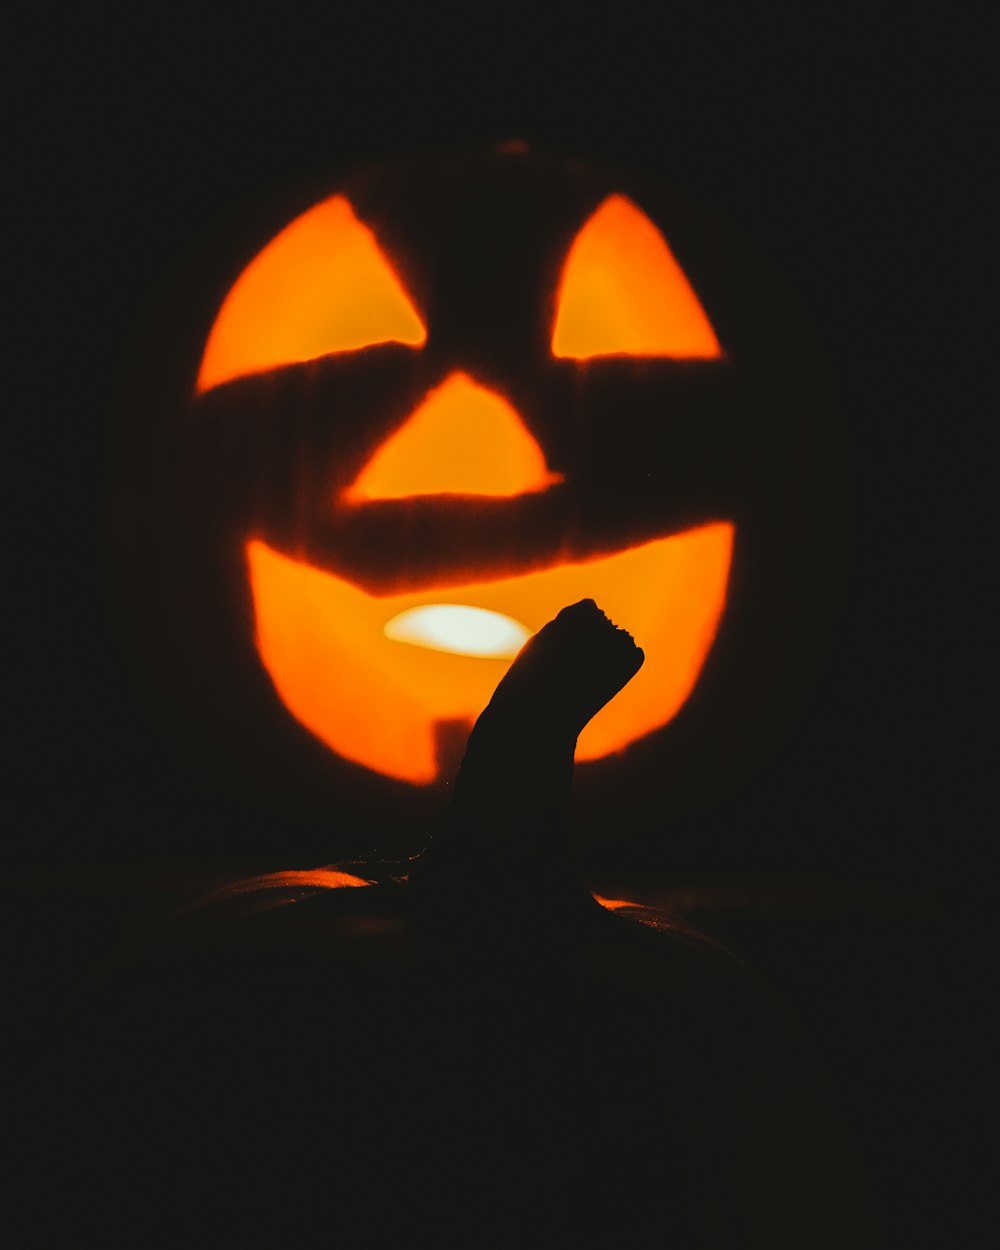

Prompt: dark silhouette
xmin=20 ymin=600 xmax=879 ymax=1248
xmin=407 ymin=597 xmax=645 ymax=933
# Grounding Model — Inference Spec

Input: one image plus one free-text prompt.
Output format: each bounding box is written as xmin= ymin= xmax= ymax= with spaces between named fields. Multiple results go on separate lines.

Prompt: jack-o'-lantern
xmin=109 ymin=142 xmax=847 ymax=856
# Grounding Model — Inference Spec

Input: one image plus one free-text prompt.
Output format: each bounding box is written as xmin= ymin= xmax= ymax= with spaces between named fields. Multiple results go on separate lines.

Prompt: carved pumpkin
xmin=110 ymin=143 xmax=845 ymax=851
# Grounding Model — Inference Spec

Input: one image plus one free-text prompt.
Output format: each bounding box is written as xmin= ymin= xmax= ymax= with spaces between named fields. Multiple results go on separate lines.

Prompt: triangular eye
xmin=551 ymin=194 xmax=721 ymax=360
xmin=196 ymin=196 xmax=426 ymax=394
xmin=344 ymin=372 xmax=562 ymax=501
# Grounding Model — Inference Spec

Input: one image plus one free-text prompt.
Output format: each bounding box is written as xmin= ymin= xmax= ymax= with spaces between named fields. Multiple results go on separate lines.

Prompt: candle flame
xmin=385 ymin=604 xmax=531 ymax=658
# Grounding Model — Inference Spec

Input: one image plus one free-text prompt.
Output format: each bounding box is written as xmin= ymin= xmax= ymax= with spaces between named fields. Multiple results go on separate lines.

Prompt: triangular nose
xmin=344 ymin=371 xmax=563 ymax=501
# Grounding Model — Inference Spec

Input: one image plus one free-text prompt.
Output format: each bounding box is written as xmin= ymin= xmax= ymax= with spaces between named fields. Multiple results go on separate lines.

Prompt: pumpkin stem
xmin=408 ymin=599 xmax=643 ymax=922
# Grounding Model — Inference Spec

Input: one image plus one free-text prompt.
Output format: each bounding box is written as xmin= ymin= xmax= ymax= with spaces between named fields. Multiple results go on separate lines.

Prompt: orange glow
xmin=201 ymin=868 xmax=374 ymax=901
xmin=344 ymin=372 xmax=563 ymax=501
xmin=247 ymin=522 xmax=733 ymax=784
xmin=237 ymin=868 xmax=372 ymax=889
xmin=196 ymin=196 xmax=426 ymax=393
xmin=551 ymin=195 xmax=722 ymax=360
xmin=591 ymin=894 xmax=634 ymax=911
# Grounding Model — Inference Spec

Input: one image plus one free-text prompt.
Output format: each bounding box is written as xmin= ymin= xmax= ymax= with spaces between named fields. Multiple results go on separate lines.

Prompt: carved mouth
xmin=246 ymin=521 xmax=733 ymax=783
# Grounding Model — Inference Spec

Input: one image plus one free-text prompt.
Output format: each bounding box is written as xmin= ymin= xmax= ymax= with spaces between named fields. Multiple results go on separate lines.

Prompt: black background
xmin=6 ymin=7 xmax=994 ymax=1247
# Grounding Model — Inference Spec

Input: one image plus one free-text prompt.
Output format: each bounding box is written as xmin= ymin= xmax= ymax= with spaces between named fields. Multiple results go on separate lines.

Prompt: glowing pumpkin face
xmin=113 ymin=145 xmax=844 ymax=848
xmin=195 ymin=182 xmax=733 ymax=783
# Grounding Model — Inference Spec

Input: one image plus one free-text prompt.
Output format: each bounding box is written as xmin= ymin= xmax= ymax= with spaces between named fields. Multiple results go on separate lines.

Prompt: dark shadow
xmin=15 ymin=600 xmax=880 ymax=1249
